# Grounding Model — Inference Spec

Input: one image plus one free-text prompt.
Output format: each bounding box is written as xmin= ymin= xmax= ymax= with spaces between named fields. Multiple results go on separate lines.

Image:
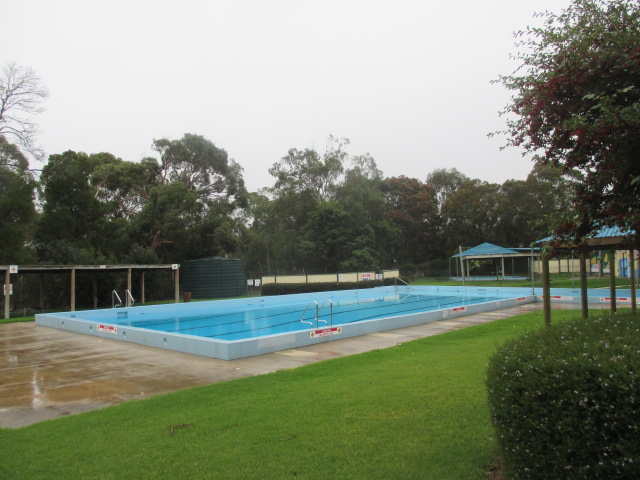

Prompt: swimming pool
xmin=36 ymin=286 xmax=535 ymax=360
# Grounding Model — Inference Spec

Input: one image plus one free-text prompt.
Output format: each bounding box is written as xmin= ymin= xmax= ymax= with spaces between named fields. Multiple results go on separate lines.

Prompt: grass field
xmin=0 ymin=309 xmax=584 ymax=480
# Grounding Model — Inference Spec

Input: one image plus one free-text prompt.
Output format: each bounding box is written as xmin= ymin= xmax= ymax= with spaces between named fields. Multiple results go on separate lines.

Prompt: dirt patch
xmin=487 ymin=457 xmax=505 ymax=480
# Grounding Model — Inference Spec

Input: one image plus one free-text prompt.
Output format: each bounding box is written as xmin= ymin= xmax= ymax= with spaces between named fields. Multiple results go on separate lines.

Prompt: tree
xmin=126 ymin=134 xmax=248 ymax=262
xmin=35 ymin=151 xmax=119 ymax=263
xmin=298 ymin=201 xmax=351 ymax=272
xmin=335 ymin=154 xmax=397 ymax=271
xmin=0 ymin=63 xmax=48 ymax=161
xmin=268 ymin=135 xmax=348 ymax=203
xmin=440 ymin=180 xmax=506 ymax=249
xmin=425 ymin=168 xmax=470 ymax=213
xmin=500 ymin=164 xmax=580 ymax=246
xmin=383 ymin=176 xmax=439 ymax=264
xmin=91 ymin=156 xmax=159 ymax=219
xmin=0 ymin=137 xmax=36 ymax=263
xmin=496 ymin=0 xmax=640 ymax=241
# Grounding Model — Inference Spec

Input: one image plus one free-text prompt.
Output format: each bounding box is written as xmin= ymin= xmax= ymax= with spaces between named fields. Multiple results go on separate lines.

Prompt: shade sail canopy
xmin=451 ymin=242 xmax=538 ymax=259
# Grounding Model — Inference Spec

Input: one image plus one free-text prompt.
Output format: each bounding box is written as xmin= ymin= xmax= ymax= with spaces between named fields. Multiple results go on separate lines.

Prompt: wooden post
xmin=630 ymin=249 xmax=637 ymax=315
xmin=70 ymin=268 xmax=76 ymax=312
xmin=579 ymin=250 xmax=589 ymax=320
xmin=542 ymin=254 xmax=552 ymax=327
xmin=4 ymin=269 xmax=10 ymax=320
xmin=609 ymin=249 xmax=616 ymax=314
xmin=174 ymin=266 xmax=180 ymax=303
xmin=599 ymin=250 xmax=603 ymax=278
xmin=127 ymin=268 xmax=132 ymax=307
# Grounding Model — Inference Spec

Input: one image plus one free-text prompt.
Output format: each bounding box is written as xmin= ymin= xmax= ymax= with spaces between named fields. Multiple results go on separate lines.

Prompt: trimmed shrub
xmin=486 ymin=313 xmax=640 ymax=480
xmin=260 ymin=280 xmax=384 ymax=296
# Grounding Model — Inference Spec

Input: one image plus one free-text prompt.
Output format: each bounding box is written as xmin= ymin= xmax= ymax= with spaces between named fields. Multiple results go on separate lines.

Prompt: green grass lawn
xmin=0 ymin=309 xmax=583 ymax=480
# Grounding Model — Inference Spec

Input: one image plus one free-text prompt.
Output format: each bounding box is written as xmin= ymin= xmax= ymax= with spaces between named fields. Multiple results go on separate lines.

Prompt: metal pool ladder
xmin=112 ymin=290 xmax=122 ymax=308
xmin=112 ymin=289 xmax=135 ymax=308
xmin=300 ymin=299 xmax=333 ymax=328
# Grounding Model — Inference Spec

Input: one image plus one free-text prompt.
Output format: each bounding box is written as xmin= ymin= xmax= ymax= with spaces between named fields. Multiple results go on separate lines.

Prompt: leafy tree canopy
xmin=0 ymin=136 xmax=36 ymax=263
xmin=497 ymin=0 xmax=640 ymax=242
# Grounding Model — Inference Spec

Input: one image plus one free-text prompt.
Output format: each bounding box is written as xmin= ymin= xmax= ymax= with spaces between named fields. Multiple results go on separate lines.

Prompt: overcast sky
xmin=2 ymin=0 xmax=572 ymax=192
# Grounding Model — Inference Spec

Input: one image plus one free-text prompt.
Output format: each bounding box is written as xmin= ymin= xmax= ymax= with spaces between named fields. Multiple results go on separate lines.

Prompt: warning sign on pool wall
xmin=97 ymin=325 xmax=118 ymax=334
xmin=310 ymin=327 xmax=342 ymax=339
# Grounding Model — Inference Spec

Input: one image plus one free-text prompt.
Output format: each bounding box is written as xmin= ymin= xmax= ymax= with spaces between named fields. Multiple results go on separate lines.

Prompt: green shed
xmin=181 ymin=257 xmax=247 ymax=299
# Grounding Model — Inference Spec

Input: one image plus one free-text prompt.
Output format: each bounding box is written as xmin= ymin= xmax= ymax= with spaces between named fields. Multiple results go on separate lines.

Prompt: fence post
xmin=4 ymin=269 xmax=10 ymax=320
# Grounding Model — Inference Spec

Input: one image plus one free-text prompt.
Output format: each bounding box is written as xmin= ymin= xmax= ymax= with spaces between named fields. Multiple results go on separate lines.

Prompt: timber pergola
xmin=2 ymin=264 xmax=181 ymax=319
xmin=538 ymin=226 xmax=637 ymax=326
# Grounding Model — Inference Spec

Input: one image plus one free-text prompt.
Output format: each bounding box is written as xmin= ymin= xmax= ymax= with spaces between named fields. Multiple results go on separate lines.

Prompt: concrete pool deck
xmin=0 ymin=302 xmax=602 ymax=429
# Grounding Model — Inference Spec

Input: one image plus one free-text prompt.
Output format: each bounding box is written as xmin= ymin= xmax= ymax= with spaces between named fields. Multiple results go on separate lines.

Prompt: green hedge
xmin=260 ymin=280 xmax=386 ymax=296
xmin=486 ymin=313 xmax=640 ymax=479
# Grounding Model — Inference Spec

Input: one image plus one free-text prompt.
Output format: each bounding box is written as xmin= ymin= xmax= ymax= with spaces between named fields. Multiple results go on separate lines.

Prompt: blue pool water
xmin=114 ymin=292 xmax=505 ymax=340
xmin=36 ymin=286 xmax=536 ymax=360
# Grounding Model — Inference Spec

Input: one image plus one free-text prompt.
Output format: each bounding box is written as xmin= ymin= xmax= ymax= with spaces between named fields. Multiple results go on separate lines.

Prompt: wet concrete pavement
xmin=0 ymin=303 xmax=588 ymax=429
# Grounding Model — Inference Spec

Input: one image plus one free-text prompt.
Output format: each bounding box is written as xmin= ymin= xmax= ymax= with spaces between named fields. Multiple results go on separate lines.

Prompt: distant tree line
xmin=1 ymin=129 xmax=575 ymax=279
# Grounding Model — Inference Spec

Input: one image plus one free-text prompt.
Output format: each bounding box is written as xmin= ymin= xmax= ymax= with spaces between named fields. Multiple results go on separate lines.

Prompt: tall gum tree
xmin=0 ymin=63 xmax=48 ymax=162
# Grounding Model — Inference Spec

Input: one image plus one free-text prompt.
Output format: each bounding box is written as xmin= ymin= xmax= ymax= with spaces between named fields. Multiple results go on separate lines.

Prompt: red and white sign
xmin=516 ymin=297 xmax=528 ymax=303
xmin=538 ymin=295 xmax=574 ymax=302
xmin=310 ymin=327 xmax=343 ymax=338
xmin=450 ymin=306 xmax=467 ymax=314
xmin=97 ymin=325 xmax=118 ymax=334
xmin=600 ymin=297 xmax=631 ymax=303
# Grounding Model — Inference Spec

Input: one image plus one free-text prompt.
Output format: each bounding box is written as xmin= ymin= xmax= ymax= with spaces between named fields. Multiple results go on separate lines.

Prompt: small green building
xmin=181 ymin=257 xmax=247 ymax=299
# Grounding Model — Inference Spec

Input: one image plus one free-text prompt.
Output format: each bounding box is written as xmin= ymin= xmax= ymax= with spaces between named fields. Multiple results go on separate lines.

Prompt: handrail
xmin=126 ymin=289 xmax=135 ymax=307
xmin=394 ymin=277 xmax=415 ymax=291
xmin=112 ymin=290 xmax=122 ymax=308
xmin=300 ymin=301 xmax=318 ymax=327
xmin=319 ymin=299 xmax=334 ymax=326
xmin=300 ymin=299 xmax=334 ymax=328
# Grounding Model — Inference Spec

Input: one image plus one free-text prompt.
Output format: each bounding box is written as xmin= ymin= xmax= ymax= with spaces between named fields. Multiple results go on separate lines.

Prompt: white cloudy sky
xmin=2 ymin=0 xmax=571 ymax=192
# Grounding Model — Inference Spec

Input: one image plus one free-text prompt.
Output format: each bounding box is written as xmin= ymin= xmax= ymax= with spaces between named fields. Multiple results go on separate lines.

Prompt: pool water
xmin=120 ymin=292 xmax=504 ymax=340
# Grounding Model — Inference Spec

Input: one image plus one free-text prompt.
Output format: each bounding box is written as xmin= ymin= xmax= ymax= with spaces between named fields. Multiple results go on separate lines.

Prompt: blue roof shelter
xmin=451 ymin=242 xmax=540 ymax=281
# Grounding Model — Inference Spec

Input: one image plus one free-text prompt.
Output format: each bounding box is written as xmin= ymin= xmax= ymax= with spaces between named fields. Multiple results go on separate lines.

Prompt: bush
xmin=486 ymin=313 xmax=640 ymax=479
xmin=260 ymin=280 xmax=384 ymax=296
